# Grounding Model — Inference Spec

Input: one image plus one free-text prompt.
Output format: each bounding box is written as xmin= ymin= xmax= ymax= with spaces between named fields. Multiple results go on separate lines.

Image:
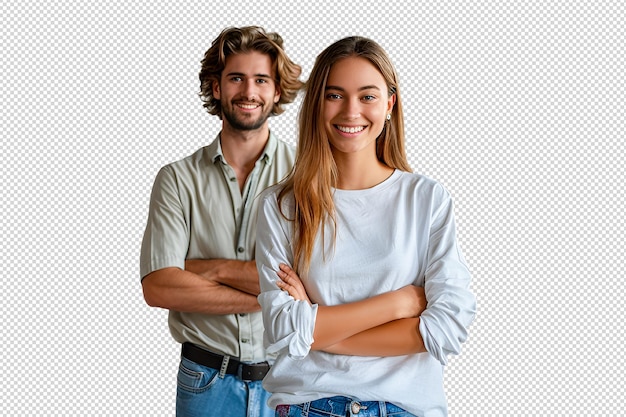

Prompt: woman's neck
xmin=334 ymin=152 xmax=394 ymax=190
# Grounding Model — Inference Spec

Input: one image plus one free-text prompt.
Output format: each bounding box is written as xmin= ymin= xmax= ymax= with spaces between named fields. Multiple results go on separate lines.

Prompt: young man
xmin=140 ymin=26 xmax=303 ymax=417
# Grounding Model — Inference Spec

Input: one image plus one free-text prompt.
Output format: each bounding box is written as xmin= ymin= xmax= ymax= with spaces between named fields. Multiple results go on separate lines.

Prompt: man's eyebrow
xmin=226 ymin=72 xmax=273 ymax=78
xmin=325 ymin=85 xmax=381 ymax=91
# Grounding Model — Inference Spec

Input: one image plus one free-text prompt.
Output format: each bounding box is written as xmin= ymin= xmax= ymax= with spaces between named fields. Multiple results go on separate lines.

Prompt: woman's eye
xmin=326 ymin=93 xmax=342 ymax=100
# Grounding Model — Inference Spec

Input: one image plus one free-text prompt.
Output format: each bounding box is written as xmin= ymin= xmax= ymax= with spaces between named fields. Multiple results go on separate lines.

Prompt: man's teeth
xmin=337 ymin=125 xmax=365 ymax=133
xmin=238 ymin=104 xmax=259 ymax=109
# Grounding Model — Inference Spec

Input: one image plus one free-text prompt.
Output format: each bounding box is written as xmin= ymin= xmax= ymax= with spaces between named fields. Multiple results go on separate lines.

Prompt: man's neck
xmin=220 ymin=124 xmax=270 ymax=169
xmin=219 ymin=124 xmax=270 ymax=192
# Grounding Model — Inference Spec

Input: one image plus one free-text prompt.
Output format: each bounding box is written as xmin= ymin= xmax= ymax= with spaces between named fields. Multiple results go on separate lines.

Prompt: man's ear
xmin=273 ymin=85 xmax=281 ymax=103
xmin=213 ymin=80 xmax=221 ymax=100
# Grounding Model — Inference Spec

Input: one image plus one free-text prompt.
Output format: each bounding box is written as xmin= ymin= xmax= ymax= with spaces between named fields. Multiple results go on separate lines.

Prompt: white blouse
xmin=256 ymin=170 xmax=476 ymax=417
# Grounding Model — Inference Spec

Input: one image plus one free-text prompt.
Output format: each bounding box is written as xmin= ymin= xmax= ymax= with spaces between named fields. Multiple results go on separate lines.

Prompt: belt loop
xmin=379 ymin=401 xmax=387 ymax=417
xmin=218 ymin=355 xmax=230 ymax=379
xmin=301 ymin=401 xmax=310 ymax=417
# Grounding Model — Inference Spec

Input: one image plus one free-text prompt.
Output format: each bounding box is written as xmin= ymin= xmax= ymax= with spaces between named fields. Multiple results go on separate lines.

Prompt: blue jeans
xmin=176 ymin=356 xmax=274 ymax=417
xmin=275 ymin=397 xmax=417 ymax=417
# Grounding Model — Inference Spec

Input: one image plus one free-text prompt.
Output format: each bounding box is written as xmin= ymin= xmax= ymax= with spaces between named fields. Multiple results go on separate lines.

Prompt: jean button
xmin=351 ymin=402 xmax=364 ymax=414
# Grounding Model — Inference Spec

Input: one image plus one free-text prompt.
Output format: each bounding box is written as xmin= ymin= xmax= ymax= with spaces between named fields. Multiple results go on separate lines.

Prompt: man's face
xmin=213 ymin=51 xmax=281 ymax=131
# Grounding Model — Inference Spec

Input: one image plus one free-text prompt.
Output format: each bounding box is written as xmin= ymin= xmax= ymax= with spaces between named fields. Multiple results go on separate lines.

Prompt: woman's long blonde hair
xmin=278 ymin=36 xmax=412 ymax=273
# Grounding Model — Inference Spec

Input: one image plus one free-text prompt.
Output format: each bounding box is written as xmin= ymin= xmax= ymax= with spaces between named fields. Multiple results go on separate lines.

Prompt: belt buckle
xmin=237 ymin=363 xmax=247 ymax=380
xmin=238 ymin=363 xmax=257 ymax=381
xmin=238 ymin=362 xmax=269 ymax=381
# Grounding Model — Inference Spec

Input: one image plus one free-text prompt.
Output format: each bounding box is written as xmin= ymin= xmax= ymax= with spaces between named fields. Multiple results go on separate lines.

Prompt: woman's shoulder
xmin=258 ymin=183 xmax=295 ymax=211
xmin=390 ymin=170 xmax=454 ymax=210
xmin=396 ymin=170 xmax=449 ymax=193
xmin=258 ymin=182 xmax=282 ymax=199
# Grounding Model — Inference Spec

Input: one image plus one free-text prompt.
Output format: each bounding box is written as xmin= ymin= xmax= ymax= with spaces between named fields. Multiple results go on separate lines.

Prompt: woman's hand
xmin=275 ymin=263 xmax=312 ymax=304
xmin=394 ymin=285 xmax=427 ymax=319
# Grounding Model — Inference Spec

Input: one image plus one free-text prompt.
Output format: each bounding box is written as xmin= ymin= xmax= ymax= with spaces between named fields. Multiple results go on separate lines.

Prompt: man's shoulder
xmin=161 ymin=143 xmax=215 ymax=173
xmin=271 ymin=135 xmax=296 ymax=155
xmin=266 ymin=134 xmax=296 ymax=169
xmin=273 ymin=136 xmax=295 ymax=148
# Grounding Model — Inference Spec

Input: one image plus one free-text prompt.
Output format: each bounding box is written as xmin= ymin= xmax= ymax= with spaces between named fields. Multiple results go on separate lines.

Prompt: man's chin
xmin=224 ymin=114 xmax=270 ymax=131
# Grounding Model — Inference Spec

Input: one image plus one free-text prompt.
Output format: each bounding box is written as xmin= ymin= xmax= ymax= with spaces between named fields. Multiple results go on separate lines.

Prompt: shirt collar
xmin=209 ymin=131 xmax=277 ymax=165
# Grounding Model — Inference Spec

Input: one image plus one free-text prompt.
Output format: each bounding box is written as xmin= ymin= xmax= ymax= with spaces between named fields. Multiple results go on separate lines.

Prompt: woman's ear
xmin=387 ymin=92 xmax=396 ymax=114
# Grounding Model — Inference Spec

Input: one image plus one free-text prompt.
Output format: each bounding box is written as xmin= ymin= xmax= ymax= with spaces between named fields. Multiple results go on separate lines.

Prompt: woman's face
xmin=323 ymin=56 xmax=395 ymax=157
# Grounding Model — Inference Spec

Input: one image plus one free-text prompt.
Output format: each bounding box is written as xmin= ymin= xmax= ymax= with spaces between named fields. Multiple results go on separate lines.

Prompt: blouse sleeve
xmin=419 ymin=184 xmax=477 ymax=365
xmin=255 ymin=190 xmax=318 ymax=359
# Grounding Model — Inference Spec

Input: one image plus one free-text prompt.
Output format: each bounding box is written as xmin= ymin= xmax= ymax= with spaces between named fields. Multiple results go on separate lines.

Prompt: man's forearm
xmin=142 ymin=267 xmax=261 ymax=314
xmin=185 ymin=259 xmax=260 ymax=295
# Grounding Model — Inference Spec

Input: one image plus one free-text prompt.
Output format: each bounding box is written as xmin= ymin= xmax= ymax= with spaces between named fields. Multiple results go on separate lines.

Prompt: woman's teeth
xmin=336 ymin=125 xmax=365 ymax=133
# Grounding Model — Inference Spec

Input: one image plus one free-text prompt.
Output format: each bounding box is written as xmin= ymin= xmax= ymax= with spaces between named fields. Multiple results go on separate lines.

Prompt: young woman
xmin=255 ymin=36 xmax=476 ymax=417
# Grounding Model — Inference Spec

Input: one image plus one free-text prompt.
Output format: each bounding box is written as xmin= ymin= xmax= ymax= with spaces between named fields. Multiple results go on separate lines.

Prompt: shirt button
xmin=239 ymin=313 xmax=246 ymax=317
xmin=230 ymin=177 xmax=237 ymax=182
xmin=242 ymin=339 xmax=249 ymax=343
xmin=237 ymin=247 xmax=244 ymax=253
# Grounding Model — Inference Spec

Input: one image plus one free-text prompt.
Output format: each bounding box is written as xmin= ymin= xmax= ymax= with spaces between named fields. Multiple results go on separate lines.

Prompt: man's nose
xmin=240 ymin=80 xmax=258 ymax=100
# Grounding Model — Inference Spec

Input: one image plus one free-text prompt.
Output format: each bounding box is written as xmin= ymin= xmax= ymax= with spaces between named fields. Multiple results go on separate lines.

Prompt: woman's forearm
xmin=274 ymin=263 xmax=426 ymax=351
xmin=311 ymin=286 xmax=424 ymax=350
xmin=320 ymin=318 xmax=426 ymax=356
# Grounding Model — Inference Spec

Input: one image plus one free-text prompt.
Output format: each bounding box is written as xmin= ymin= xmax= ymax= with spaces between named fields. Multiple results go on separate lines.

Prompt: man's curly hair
xmin=199 ymin=26 xmax=304 ymax=118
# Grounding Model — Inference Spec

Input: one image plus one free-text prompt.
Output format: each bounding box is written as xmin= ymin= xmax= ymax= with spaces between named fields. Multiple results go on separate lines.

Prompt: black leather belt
xmin=181 ymin=342 xmax=270 ymax=381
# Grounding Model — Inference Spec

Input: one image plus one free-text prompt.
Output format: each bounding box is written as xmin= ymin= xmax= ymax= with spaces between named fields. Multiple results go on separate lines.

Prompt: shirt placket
xmin=237 ymin=160 xmax=262 ymax=258
xmin=221 ymin=157 xmax=264 ymax=362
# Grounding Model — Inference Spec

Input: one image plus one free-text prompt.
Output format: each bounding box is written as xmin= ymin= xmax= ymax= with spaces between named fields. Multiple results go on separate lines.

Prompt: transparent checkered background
xmin=2 ymin=1 xmax=624 ymax=415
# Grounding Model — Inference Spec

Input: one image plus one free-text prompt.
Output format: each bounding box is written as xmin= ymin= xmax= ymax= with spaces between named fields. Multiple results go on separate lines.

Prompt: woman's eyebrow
xmin=325 ymin=85 xmax=381 ymax=91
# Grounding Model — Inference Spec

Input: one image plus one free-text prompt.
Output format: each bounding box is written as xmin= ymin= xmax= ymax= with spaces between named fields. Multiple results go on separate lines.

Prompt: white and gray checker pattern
xmin=1 ymin=1 xmax=624 ymax=415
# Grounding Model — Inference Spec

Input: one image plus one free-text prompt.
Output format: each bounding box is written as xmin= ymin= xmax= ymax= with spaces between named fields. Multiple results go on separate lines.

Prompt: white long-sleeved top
xmin=256 ymin=170 xmax=476 ymax=417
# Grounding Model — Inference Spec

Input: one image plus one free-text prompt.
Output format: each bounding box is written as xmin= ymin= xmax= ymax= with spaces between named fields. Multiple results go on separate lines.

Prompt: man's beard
xmin=221 ymin=100 xmax=273 ymax=131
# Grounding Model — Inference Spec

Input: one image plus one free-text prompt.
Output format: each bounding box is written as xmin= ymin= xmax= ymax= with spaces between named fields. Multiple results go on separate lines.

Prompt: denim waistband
xmin=277 ymin=396 xmax=414 ymax=417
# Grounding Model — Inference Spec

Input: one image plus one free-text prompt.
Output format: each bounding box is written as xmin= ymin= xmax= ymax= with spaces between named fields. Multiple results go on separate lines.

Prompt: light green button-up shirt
xmin=140 ymin=132 xmax=295 ymax=362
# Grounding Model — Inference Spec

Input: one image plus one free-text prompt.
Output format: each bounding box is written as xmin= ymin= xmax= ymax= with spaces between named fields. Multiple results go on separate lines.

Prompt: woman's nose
xmin=342 ymin=98 xmax=361 ymax=119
